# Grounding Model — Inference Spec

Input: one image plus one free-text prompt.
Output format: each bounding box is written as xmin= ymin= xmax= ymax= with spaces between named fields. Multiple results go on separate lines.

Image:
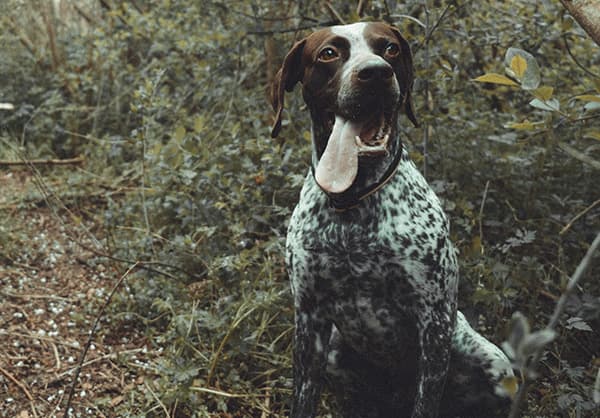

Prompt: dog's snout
xmin=356 ymin=61 xmax=393 ymax=82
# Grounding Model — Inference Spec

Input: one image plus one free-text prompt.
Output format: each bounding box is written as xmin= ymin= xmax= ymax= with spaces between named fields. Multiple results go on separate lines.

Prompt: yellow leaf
xmin=471 ymin=235 xmax=482 ymax=256
xmin=501 ymin=376 xmax=519 ymax=399
xmin=575 ymin=94 xmax=600 ymax=102
xmin=174 ymin=125 xmax=186 ymax=142
xmin=193 ymin=116 xmax=205 ymax=133
xmin=507 ymin=121 xmax=536 ymax=130
xmin=440 ymin=58 xmax=452 ymax=71
xmin=473 ymin=73 xmax=519 ymax=87
xmin=511 ymin=55 xmax=527 ymax=79
xmin=583 ymin=131 xmax=600 ymax=141
xmin=533 ymin=86 xmax=554 ymax=101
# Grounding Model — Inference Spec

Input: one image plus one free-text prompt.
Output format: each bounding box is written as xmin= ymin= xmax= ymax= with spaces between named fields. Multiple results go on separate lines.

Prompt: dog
xmin=270 ymin=21 xmax=514 ymax=418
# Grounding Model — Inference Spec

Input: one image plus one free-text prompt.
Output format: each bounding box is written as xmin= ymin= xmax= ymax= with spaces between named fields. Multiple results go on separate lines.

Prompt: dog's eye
xmin=384 ymin=43 xmax=400 ymax=58
xmin=318 ymin=47 xmax=339 ymax=62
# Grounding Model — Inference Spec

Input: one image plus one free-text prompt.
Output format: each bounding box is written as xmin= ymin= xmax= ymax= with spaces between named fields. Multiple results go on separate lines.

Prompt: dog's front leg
xmin=290 ymin=303 xmax=332 ymax=418
xmin=411 ymin=320 xmax=452 ymax=418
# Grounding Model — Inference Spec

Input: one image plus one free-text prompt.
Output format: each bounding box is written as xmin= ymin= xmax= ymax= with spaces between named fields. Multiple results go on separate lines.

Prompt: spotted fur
xmin=271 ymin=22 xmax=514 ymax=418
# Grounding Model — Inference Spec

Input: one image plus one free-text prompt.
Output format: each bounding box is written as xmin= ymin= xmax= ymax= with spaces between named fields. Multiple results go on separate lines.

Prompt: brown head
xmin=270 ymin=22 xmax=418 ymax=195
xmin=270 ymin=22 xmax=417 ymax=139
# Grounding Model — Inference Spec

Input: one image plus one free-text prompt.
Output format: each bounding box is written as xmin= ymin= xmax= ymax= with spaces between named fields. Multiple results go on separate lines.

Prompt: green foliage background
xmin=1 ymin=0 xmax=598 ymax=416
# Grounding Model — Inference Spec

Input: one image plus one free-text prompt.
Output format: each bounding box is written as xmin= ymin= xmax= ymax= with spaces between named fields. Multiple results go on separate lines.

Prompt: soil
xmin=0 ymin=169 xmax=147 ymax=418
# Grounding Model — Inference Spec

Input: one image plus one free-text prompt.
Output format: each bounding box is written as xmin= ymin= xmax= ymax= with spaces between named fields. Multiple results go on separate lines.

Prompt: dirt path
xmin=0 ymin=170 xmax=146 ymax=418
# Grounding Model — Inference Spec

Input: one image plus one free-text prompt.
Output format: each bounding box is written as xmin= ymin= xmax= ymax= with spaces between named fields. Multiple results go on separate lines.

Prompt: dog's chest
xmin=286 ymin=158 xmax=457 ymax=354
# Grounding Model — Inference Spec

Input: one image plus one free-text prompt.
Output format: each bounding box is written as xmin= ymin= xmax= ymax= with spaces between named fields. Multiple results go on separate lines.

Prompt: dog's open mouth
xmin=324 ymin=112 xmax=391 ymax=156
xmin=315 ymin=112 xmax=392 ymax=195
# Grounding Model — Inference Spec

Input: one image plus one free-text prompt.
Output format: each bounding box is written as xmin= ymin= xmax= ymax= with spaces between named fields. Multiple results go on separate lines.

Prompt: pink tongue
xmin=315 ymin=116 xmax=360 ymax=194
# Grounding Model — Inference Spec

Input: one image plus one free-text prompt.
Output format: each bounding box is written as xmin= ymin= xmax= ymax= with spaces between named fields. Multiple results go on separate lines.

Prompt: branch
xmin=0 ymin=157 xmax=84 ymax=167
xmin=508 ymin=231 xmax=600 ymax=417
xmin=558 ymin=141 xmax=600 ymax=170
xmin=560 ymin=0 xmax=600 ymax=46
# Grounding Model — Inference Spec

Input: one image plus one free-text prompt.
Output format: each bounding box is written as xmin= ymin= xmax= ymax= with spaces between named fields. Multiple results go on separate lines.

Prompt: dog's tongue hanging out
xmin=315 ymin=116 xmax=360 ymax=194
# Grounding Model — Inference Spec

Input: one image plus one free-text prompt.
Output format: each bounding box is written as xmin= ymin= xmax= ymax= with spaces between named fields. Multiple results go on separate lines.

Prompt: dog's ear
xmin=389 ymin=27 xmax=418 ymax=128
xmin=270 ymin=39 xmax=306 ymax=138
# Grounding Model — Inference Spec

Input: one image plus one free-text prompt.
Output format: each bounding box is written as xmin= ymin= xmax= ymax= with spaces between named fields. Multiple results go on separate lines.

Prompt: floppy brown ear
xmin=270 ymin=39 xmax=306 ymax=138
xmin=389 ymin=27 xmax=418 ymax=128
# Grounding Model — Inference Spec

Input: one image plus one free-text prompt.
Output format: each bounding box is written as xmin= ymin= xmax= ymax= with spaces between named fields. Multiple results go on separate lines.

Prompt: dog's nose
xmin=356 ymin=60 xmax=393 ymax=82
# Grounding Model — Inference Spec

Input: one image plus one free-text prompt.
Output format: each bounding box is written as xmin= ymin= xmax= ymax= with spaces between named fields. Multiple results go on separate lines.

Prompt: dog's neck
xmin=309 ymin=111 xmax=403 ymax=211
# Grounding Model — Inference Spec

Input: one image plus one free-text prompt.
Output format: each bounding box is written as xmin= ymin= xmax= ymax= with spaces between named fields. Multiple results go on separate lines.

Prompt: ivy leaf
xmin=473 ymin=73 xmax=519 ymax=86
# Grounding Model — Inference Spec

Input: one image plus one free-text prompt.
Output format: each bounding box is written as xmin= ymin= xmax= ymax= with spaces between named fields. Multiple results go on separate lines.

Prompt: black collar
xmin=312 ymin=143 xmax=404 ymax=212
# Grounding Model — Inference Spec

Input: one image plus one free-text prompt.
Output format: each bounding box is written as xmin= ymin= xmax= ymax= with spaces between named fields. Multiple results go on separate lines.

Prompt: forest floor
xmin=0 ymin=168 xmax=148 ymax=418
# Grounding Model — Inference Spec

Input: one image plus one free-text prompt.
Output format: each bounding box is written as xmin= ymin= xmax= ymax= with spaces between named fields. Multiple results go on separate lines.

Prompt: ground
xmin=0 ymin=169 xmax=148 ymax=418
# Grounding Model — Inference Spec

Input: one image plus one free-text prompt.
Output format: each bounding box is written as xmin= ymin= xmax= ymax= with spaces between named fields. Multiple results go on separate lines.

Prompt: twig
xmin=0 ymin=157 xmax=84 ymax=167
xmin=422 ymin=1 xmax=431 ymax=178
xmin=508 ymin=231 xmax=600 ymax=418
xmin=412 ymin=2 xmax=454 ymax=54
xmin=247 ymin=21 xmax=337 ymax=35
xmin=52 ymin=343 xmax=61 ymax=372
xmin=0 ymin=330 xmax=80 ymax=348
xmin=0 ymin=364 xmax=35 ymax=402
xmin=562 ymin=34 xmax=600 ymax=79
xmin=357 ymin=0 xmax=369 ymax=17
xmin=392 ymin=14 xmax=426 ymax=28
xmin=323 ymin=1 xmax=346 ymax=25
xmin=478 ymin=180 xmax=490 ymax=254
xmin=560 ymin=198 xmax=600 ymax=235
xmin=1 ymin=290 xmax=73 ymax=302
xmin=189 ymin=386 xmax=255 ymax=398
xmin=144 ymin=380 xmax=170 ymax=417
xmin=558 ymin=141 xmax=600 ymax=170
xmin=62 ymin=262 xmax=139 ymax=418
xmin=53 ymin=348 xmax=145 ymax=380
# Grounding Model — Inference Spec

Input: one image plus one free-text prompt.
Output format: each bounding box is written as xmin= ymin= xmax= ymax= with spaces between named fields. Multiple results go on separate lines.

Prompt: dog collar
xmin=312 ymin=143 xmax=404 ymax=212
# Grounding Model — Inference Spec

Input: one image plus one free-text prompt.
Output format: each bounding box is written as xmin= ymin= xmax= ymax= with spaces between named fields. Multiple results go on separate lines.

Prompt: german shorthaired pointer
xmin=270 ymin=22 xmax=514 ymax=418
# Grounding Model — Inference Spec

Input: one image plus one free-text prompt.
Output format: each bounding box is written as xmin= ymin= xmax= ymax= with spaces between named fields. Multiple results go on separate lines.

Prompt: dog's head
xmin=270 ymin=22 xmax=417 ymax=195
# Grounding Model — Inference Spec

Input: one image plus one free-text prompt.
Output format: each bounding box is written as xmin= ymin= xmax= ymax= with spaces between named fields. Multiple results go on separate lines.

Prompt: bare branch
xmin=0 ymin=157 xmax=84 ymax=167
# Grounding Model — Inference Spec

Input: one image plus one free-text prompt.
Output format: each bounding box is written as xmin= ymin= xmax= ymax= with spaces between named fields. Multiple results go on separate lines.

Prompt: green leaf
xmin=529 ymin=98 xmax=560 ymax=112
xmin=473 ymin=73 xmax=519 ymax=86
xmin=174 ymin=125 xmax=186 ymax=142
xmin=193 ymin=115 xmax=206 ymax=133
